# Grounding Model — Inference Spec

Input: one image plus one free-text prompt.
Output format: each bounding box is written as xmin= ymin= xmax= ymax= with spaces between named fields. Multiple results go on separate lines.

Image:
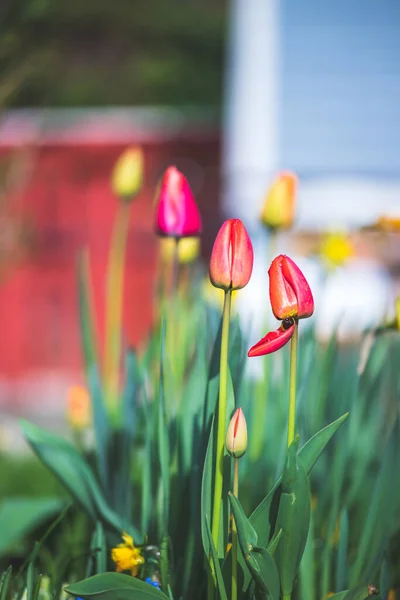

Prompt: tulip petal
xmin=230 ymin=219 xmax=254 ymax=290
xmin=281 ymin=256 xmax=314 ymax=318
xmin=155 ymin=166 xmax=202 ymax=237
xmin=248 ymin=323 xmax=295 ymax=357
xmin=209 ymin=219 xmax=253 ymax=291
xmin=269 ymin=255 xmax=298 ymax=319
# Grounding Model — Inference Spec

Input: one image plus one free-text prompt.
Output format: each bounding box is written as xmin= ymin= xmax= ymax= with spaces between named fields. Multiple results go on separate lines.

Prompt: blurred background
xmin=1 ymin=0 xmax=400 ymax=430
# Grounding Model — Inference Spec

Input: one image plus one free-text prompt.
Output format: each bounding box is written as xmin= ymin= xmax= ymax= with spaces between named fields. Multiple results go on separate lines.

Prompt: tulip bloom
xmin=226 ymin=408 xmax=247 ymax=458
xmin=154 ymin=166 xmax=202 ymax=238
xmin=111 ymin=146 xmax=144 ymax=200
xmin=260 ymin=172 xmax=297 ymax=230
xmin=248 ymin=255 xmax=314 ymax=357
xmin=209 ymin=219 xmax=254 ymax=291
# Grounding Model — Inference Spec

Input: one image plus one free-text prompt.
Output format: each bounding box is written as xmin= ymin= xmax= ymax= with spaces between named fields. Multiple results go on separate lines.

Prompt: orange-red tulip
xmin=248 ymin=255 xmax=314 ymax=357
xmin=269 ymin=255 xmax=314 ymax=320
xmin=209 ymin=219 xmax=254 ymax=291
xmin=154 ymin=166 xmax=202 ymax=238
xmin=260 ymin=172 xmax=297 ymax=230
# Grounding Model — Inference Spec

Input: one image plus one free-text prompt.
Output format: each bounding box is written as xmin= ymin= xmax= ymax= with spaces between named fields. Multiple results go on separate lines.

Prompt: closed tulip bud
xmin=154 ymin=166 xmax=202 ymax=238
xmin=260 ymin=172 xmax=297 ymax=230
xmin=111 ymin=147 xmax=144 ymax=200
xmin=209 ymin=219 xmax=254 ymax=291
xmin=226 ymin=408 xmax=247 ymax=458
xmin=67 ymin=385 xmax=91 ymax=430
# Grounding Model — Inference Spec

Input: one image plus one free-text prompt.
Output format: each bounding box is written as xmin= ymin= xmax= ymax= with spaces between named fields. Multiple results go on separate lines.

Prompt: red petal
xmin=248 ymin=323 xmax=295 ymax=357
xmin=281 ymin=256 xmax=314 ymax=318
xmin=268 ymin=256 xmax=298 ymax=319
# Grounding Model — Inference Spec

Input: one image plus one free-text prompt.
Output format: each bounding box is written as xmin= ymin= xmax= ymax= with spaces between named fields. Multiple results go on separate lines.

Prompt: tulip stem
xmin=210 ymin=289 xmax=232 ymax=587
xmin=171 ymin=237 xmax=180 ymax=294
xmin=104 ymin=201 xmax=131 ymax=416
xmin=231 ymin=457 xmax=239 ymax=600
xmin=287 ymin=321 xmax=299 ymax=448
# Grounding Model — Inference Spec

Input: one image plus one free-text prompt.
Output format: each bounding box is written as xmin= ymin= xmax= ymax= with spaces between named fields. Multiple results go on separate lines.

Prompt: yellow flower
xmin=260 ymin=172 xmax=297 ymax=230
xmin=160 ymin=236 xmax=200 ymax=265
xmin=111 ymin=532 xmax=144 ymax=576
xmin=111 ymin=147 xmax=144 ymax=200
xmin=66 ymin=385 xmax=91 ymax=430
xmin=319 ymin=231 xmax=354 ymax=269
xmin=388 ymin=590 xmax=397 ymax=600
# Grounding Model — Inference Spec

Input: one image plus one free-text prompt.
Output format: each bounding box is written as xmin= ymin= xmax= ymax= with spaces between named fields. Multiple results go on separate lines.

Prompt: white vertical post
xmin=223 ymin=0 xmax=280 ymax=225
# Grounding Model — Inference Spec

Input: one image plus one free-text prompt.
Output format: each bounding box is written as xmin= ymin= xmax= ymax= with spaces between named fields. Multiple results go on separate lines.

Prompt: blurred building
xmin=224 ymin=0 xmax=400 ymax=342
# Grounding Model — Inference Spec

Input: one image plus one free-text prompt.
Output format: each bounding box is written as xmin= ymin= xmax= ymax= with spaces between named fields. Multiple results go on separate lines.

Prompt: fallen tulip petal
xmin=247 ymin=322 xmax=295 ymax=357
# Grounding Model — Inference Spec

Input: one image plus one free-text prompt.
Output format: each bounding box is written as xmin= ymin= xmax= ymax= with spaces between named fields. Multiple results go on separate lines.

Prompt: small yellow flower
xmin=111 ymin=147 xmax=144 ymax=200
xmin=111 ymin=532 xmax=144 ymax=576
xmin=319 ymin=231 xmax=354 ymax=269
xmin=67 ymin=385 xmax=91 ymax=430
xmin=160 ymin=236 xmax=200 ymax=265
xmin=388 ymin=589 xmax=397 ymax=600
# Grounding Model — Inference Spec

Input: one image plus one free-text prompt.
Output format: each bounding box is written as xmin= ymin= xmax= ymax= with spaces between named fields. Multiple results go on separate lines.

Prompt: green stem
xmin=283 ymin=595 xmax=291 ymax=600
xmin=104 ymin=201 xmax=131 ymax=415
xmin=171 ymin=237 xmax=180 ymax=294
xmin=231 ymin=458 xmax=239 ymax=600
xmin=287 ymin=322 xmax=299 ymax=448
xmin=210 ymin=290 xmax=232 ymax=584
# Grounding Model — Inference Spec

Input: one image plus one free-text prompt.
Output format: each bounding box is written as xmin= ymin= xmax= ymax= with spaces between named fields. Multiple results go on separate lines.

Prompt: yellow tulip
xmin=111 ymin=147 xmax=144 ymax=200
xmin=260 ymin=172 xmax=297 ymax=230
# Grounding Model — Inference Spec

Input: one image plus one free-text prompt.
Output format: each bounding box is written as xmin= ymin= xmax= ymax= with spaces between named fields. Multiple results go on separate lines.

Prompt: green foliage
xmin=66 ymin=572 xmax=168 ymax=598
xmin=0 ymin=0 xmax=226 ymax=109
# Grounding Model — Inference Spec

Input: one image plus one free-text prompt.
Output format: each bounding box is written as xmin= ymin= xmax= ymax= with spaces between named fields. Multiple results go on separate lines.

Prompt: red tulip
xmin=154 ymin=166 xmax=202 ymax=237
xmin=269 ymin=255 xmax=314 ymax=320
xmin=248 ymin=255 xmax=314 ymax=357
xmin=209 ymin=219 xmax=254 ymax=291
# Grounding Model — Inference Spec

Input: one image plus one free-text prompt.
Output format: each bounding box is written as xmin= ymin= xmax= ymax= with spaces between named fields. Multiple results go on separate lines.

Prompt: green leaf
xmin=249 ymin=480 xmax=280 ymax=549
xmin=201 ymin=414 xmax=215 ymax=561
xmin=342 ymin=584 xmax=378 ymax=599
xmin=158 ymin=321 xmax=170 ymax=534
xmin=77 ymin=251 xmax=109 ymax=485
xmin=26 ymin=542 xmax=41 ymax=600
xmin=335 ymin=510 xmax=349 ymax=591
xmin=298 ymin=413 xmax=349 ymax=475
xmin=266 ymin=528 xmax=282 ymax=557
xmin=0 ymin=566 xmax=12 ymax=600
xmin=87 ymin=522 xmax=107 ymax=576
xmin=0 ymin=497 xmax=65 ymax=555
xmin=244 ymin=548 xmax=280 ymax=600
xmin=205 ymin=517 xmax=228 ymax=600
xmin=65 ymin=572 xmax=169 ymax=599
xmin=20 ymin=420 xmax=139 ymax=539
xmin=249 ymin=414 xmax=348 ymax=548
xmin=228 ymin=493 xmax=258 ymax=550
xmin=274 ymin=441 xmax=311 ymax=598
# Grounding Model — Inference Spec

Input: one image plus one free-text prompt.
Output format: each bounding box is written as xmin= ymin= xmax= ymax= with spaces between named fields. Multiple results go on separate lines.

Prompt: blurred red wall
xmin=0 ymin=136 xmax=220 ymax=383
